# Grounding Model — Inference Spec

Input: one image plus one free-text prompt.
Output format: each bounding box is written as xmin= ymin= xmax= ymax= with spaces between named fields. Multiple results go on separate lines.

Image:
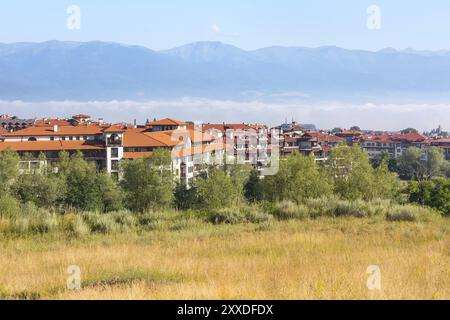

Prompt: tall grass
xmin=0 ymin=197 xmax=442 ymax=237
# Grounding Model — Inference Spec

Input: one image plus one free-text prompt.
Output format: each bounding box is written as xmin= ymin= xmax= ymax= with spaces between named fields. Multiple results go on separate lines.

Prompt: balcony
xmin=107 ymin=134 xmax=123 ymax=146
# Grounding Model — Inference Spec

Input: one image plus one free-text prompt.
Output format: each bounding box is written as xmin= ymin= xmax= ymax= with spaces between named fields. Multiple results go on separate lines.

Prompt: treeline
xmin=0 ymin=145 xmax=448 ymax=222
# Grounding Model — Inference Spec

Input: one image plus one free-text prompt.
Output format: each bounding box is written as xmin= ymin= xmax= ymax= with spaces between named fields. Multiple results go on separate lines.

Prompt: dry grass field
xmin=0 ymin=217 xmax=449 ymax=300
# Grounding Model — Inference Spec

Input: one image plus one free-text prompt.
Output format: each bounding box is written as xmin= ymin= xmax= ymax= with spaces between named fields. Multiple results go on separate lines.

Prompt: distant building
xmin=0 ymin=116 xmax=225 ymax=184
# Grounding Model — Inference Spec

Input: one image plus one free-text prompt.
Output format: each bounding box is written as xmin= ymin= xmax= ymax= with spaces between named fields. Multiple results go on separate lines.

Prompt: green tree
xmin=97 ymin=171 xmax=124 ymax=212
xmin=261 ymin=152 xmax=332 ymax=203
xmin=244 ymin=168 xmax=263 ymax=202
xmin=121 ymin=150 xmax=174 ymax=212
xmin=397 ymin=147 xmax=425 ymax=180
xmin=373 ymin=158 xmax=400 ymax=200
xmin=13 ymin=173 xmax=63 ymax=208
xmin=0 ymin=148 xmax=20 ymax=193
xmin=406 ymin=178 xmax=449 ymax=215
xmin=174 ymin=182 xmax=199 ymax=210
xmin=401 ymin=128 xmax=419 ymax=134
xmin=350 ymin=126 xmax=361 ymax=131
xmin=398 ymin=147 xmax=446 ymax=180
xmin=60 ymin=151 xmax=103 ymax=211
xmin=425 ymin=147 xmax=447 ymax=179
xmin=196 ymin=167 xmax=239 ymax=210
xmin=327 ymin=145 xmax=375 ymax=200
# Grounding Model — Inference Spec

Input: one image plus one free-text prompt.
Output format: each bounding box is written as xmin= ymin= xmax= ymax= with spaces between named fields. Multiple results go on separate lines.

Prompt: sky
xmin=1 ymin=0 xmax=450 ymax=51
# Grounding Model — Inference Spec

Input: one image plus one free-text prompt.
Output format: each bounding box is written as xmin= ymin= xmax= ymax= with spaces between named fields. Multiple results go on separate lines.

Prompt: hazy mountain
xmin=1 ymin=40 xmax=450 ymax=101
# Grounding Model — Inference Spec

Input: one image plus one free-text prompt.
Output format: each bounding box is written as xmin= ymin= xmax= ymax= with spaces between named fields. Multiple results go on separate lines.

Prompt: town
xmin=0 ymin=113 xmax=448 ymax=182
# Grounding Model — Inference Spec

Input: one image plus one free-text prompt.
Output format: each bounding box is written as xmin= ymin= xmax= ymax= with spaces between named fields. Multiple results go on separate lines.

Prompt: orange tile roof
xmin=33 ymin=119 xmax=73 ymax=127
xmin=104 ymin=125 xmax=126 ymax=133
xmin=173 ymin=142 xmax=227 ymax=158
xmin=123 ymin=151 xmax=154 ymax=159
xmin=146 ymin=118 xmax=187 ymax=126
xmin=2 ymin=125 xmax=105 ymax=137
xmin=0 ymin=140 xmax=105 ymax=152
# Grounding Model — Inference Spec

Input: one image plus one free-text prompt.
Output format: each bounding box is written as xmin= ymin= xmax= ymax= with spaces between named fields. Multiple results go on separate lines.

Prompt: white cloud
xmin=0 ymin=98 xmax=448 ymax=132
xmin=211 ymin=24 xmax=221 ymax=34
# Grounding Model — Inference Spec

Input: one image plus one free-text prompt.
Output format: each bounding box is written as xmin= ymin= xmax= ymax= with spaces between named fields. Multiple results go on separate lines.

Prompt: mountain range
xmin=1 ymin=40 xmax=450 ymax=101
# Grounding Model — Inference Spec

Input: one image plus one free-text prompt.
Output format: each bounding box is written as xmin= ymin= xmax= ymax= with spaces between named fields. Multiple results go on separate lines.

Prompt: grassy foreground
xmin=0 ymin=217 xmax=448 ymax=300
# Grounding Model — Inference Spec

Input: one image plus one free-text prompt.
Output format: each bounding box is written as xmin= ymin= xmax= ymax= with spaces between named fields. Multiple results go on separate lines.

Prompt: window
xmin=111 ymin=160 xmax=119 ymax=171
xmin=28 ymin=137 xmax=37 ymax=141
xmin=111 ymin=148 xmax=119 ymax=158
xmin=69 ymin=136 xmax=73 ymax=141
xmin=50 ymin=137 xmax=54 ymax=141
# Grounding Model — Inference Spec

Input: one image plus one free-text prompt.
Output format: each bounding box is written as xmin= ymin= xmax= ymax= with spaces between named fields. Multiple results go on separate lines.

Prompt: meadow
xmin=0 ymin=213 xmax=448 ymax=300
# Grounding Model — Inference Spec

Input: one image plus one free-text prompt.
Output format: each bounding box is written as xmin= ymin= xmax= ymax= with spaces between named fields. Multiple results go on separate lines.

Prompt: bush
xmin=306 ymin=197 xmax=339 ymax=218
xmin=271 ymin=201 xmax=309 ymax=220
xmin=386 ymin=205 xmax=438 ymax=222
xmin=60 ymin=214 xmax=90 ymax=237
xmin=0 ymin=195 xmax=21 ymax=217
xmin=207 ymin=207 xmax=247 ymax=225
xmin=137 ymin=211 xmax=169 ymax=231
xmin=334 ymin=200 xmax=367 ymax=218
xmin=29 ymin=213 xmax=58 ymax=234
xmin=110 ymin=210 xmax=137 ymax=231
xmin=83 ymin=212 xmax=119 ymax=234
xmin=242 ymin=206 xmax=273 ymax=224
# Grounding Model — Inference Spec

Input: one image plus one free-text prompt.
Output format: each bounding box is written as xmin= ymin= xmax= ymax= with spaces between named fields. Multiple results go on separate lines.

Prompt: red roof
xmin=0 ymin=140 xmax=104 ymax=152
xmin=146 ymin=118 xmax=187 ymax=127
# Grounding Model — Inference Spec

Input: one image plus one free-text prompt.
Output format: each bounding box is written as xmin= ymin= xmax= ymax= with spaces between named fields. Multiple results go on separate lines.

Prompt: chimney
xmin=53 ymin=125 xmax=58 ymax=133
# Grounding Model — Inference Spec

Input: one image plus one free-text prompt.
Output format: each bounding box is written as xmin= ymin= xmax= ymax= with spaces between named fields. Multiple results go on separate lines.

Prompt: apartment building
xmin=355 ymin=132 xmax=430 ymax=160
xmin=199 ymin=123 xmax=270 ymax=168
xmin=0 ymin=115 xmax=225 ymax=184
xmin=280 ymin=131 xmax=344 ymax=161
xmin=430 ymin=138 xmax=450 ymax=161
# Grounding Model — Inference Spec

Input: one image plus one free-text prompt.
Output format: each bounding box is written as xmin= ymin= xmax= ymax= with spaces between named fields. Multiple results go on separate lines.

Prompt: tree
xmin=244 ymin=169 xmax=263 ymax=202
xmin=196 ymin=167 xmax=239 ymax=210
xmin=373 ymin=158 xmax=400 ymax=200
xmin=398 ymin=147 xmax=446 ymax=180
xmin=0 ymin=148 xmax=20 ymax=193
xmin=425 ymin=147 xmax=447 ymax=179
xmin=261 ymin=152 xmax=332 ymax=203
xmin=350 ymin=126 xmax=361 ymax=131
xmin=60 ymin=151 xmax=103 ymax=211
xmin=174 ymin=182 xmax=199 ymax=210
xmin=401 ymin=128 xmax=419 ymax=134
xmin=13 ymin=173 xmax=63 ymax=208
xmin=327 ymin=145 xmax=376 ymax=201
xmin=97 ymin=171 xmax=124 ymax=212
xmin=121 ymin=150 xmax=174 ymax=212
xmin=406 ymin=178 xmax=449 ymax=215
xmin=397 ymin=147 xmax=425 ymax=180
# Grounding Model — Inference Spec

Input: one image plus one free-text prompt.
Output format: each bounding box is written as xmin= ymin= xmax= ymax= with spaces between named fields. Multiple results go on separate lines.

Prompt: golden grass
xmin=0 ymin=217 xmax=448 ymax=300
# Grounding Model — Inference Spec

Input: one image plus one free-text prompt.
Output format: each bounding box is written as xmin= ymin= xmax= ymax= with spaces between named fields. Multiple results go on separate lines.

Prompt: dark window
xmin=111 ymin=148 xmax=119 ymax=158
xmin=111 ymin=160 xmax=119 ymax=171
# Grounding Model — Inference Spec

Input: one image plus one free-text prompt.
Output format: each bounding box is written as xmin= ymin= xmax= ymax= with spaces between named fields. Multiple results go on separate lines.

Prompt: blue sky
xmin=1 ymin=0 xmax=449 ymax=51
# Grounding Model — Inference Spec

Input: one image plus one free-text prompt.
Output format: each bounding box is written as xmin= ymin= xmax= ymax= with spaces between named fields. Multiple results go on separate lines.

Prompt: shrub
xmin=0 ymin=195 xmax=21 ymax=217
xmin=242 ymin=206 xmax=273 ymax=224
xmin=306 ymin=197 xmax=339 ymax=218
xmin=83 ymin=212 xmax=119 ymax=234
xmin=271 ymin=201 xmax=309 ymax=220
xmin=137 ymin=211 xmax=169 ymax=231
xmin=386 ymin=205 xmax=438 ymax=222
xmin=60 ymin=214 xmax=90 ymax=237
xmin=207 ymin=207 xmax=247 ymax=225
xmin=110 ymin=210 xmax=137 ymax=231
xmin=29 ymin=213 xmax=58 ymax=234
xmin=334 ymin=200 xmax=367 ymax=218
